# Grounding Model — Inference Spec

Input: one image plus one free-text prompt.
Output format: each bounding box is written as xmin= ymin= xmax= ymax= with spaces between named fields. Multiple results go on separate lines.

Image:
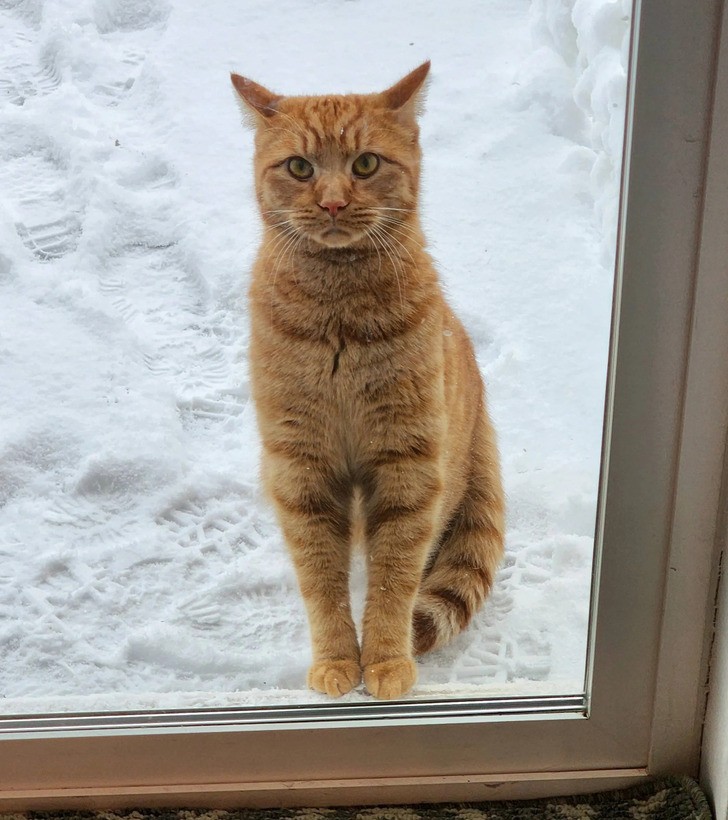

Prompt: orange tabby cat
xmin=231 ymin=62 xmax=505 ymax=699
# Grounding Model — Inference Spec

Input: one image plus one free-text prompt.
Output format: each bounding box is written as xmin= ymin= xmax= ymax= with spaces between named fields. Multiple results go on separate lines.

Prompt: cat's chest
xmin=284 ymin=323 xmax=409 ymax=405
xmin=318 ymin=330 xmax=388 ymax=386
xmin=273 ymin=301 xmax=408 ymax=378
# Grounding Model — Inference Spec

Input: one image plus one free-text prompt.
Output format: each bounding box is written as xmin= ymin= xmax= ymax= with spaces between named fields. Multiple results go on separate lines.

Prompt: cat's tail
xmin=412 ymin=418 xmax=505 ymax=655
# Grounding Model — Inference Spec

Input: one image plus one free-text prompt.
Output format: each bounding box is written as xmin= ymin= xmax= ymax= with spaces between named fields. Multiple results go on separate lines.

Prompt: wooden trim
xmin=649 ymin=0 xmax=728 ymax=775
xmin=0 ymin=770 xmax=649 ymax=811
xmin=586 ymin=0 xmax=722 ymax=773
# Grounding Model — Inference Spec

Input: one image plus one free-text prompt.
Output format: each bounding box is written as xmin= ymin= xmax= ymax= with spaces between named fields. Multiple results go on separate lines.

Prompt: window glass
xmin=0 ymin=0 xmax=630 ymax=713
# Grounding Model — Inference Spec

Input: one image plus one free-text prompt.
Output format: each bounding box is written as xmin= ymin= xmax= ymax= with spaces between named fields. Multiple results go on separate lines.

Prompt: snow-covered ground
xmin=0 ymin=0 xmax=629 ymax=712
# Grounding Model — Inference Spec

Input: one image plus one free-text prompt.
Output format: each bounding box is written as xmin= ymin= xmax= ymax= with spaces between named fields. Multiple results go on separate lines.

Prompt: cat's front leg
xmin=360 ymin=457 xmax=442 ymax=699
xmin=266 ymin=455 xmax=360 ymax=697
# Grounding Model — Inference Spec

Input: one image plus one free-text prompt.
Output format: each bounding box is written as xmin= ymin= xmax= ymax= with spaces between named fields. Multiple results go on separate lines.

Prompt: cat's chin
xmin=313 ymin=227 xmax=360 ymax=249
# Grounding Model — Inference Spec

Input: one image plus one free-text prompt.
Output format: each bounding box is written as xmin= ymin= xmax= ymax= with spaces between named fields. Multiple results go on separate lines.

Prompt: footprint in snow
xmin=116 ymin=155 xmax=178 ymax=192
xmin=508 ymin=632 xmax=552 ymax=682
xmin=157 ymin=497 xmax=252 ymax=557
xmin=0 ymin=122 xmax=83 ymax=261
xmin=78 ymin=46 xmax=149 ymax=107
xmin=92 ymin=189 xmax=239 ymax=413
xmin=176 ymin=393 xmax=248 ymax=427
xmin=0 ymin=32 xmax=62 ymax=106
xmin=178 ymin=596 xmax=223 ymax=629
xmin=93 ymin=0 xmax=171 ymax=34
xmin=96 ymin=214 xmax=207 ymax=333
xmin=0 ymin=0 xmax=44 ymax=30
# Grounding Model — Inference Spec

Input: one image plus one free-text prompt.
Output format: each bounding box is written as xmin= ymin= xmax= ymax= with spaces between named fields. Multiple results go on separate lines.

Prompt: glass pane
xmin=0 ymin=0 xmax=630 ymax=716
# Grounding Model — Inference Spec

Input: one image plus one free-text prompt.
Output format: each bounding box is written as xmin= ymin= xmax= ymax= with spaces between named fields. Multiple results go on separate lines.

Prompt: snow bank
xmin=525 ymin=0 xmax=631 ymax=264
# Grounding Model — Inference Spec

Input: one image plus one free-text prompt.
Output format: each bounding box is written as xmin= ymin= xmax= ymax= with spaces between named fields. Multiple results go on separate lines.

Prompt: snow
xmin=528 ymin=0 xmax=631 ymax=262
xmin=0 ymin=0 xmax=629 ymax=712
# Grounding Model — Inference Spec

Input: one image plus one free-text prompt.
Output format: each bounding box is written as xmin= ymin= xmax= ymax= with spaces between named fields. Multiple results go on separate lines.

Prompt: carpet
xmin=0 ymin=778 xmax=711 ymax=820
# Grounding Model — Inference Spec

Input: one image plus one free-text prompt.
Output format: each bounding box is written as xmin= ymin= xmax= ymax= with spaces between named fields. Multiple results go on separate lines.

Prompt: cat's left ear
xmin=230 ymin=73 xmax=282 ymax=126
xmin=380 ymin=61 xmax=431 ymax=125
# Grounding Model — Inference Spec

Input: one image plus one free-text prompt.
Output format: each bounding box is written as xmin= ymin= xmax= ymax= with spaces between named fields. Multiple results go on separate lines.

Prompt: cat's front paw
xmin=363 ymin=656 xmax=417 ymax=699
xmin=308 ymin=659 xmax=362 ymax=697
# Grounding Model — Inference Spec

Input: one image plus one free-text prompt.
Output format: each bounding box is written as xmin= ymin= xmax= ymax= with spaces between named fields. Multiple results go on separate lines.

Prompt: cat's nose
xmin=319 ymin=199 xmax=348 ymax=217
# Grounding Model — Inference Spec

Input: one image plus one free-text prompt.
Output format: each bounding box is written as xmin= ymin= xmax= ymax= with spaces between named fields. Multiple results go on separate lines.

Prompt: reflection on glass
xmin=0 ymin=0 xmax=630 ymax=713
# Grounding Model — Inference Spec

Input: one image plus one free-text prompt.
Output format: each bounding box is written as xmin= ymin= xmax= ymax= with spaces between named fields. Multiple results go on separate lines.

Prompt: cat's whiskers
xmin=359 ymin=207 xmax=415 ymax=221
xmin=270 ymin=109 xmax=310 ymax=141
xmin=265 ymin=221 xmax=299 ymax=280
xmin=381 ymin=230 xmax=417 ymax=271
xmin=263 ymin=215 xmax=306 ymax=238
xmin=274 ymin=127 xmax=308 ymax=144
xmin=367 ymin=222 xmax=406 ymax=317
xmin=363 ymin=225 xmax=390 ymax=295
xmin=279 ymin=231 xmax=305 ymax=290
xmin=358 ymin=209 xmax=422 ymax=246
xmin=266 ymin=220 xmax=300 ymax=233
xmin=362 ymin=223 xmax=384 ymax=281
xmin=264 ymin=224 xmax=301 ymax=268
xmin=377 ymin=211 xmax=419 ymax=229
xmin=263 ymin=209 xmax=301 ymax=216
xmin=268 ymin=225 xmax=301 ymax=282
xmin=281 ymin=228 xmax=306 ymax=272
xmin=266 ymin=223 xmax=304 ymax=328
xmin=377 ymin=217 xmax=423 ymax=252
xmin=368 ymin=213 xmax=421 ymax=262
xmin=374 ymin=207 xmax=418 ymax=226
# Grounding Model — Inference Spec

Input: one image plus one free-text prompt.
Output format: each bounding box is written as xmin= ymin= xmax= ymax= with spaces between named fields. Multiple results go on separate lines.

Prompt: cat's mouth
xmin=274 ymin=211 xmax=378 ymax=249
xmin=311 ymin=221 xmax=366 ymax=249
xmin=318 ymin=225 xmax=353 ymax=246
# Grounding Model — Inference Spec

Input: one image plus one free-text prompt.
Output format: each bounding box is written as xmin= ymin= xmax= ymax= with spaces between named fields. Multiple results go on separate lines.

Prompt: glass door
xmin=0 ymin=0 xmax=633 ymax=718
xmin=0 ymin=3 xmax=724 ymax=804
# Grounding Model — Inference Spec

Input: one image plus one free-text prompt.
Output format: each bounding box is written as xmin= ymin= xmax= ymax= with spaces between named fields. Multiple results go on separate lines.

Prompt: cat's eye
xmin=352 ymin=152 xmax=380 ymax=178
xmin=287 ymin=156 xmax=314 ymax=180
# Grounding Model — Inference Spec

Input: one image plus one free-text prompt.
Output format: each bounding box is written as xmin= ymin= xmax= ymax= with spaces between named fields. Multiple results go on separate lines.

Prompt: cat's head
xmin=231 ymin=63 xmax=430 ymax=250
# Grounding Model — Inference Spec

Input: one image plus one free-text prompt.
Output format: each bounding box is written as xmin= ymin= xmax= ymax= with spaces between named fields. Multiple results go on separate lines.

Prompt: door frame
xmin=1 ymin=0 xmax=726 ymax=808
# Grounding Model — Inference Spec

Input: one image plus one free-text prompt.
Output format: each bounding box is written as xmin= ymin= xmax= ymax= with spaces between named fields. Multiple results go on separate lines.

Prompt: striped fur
xmin=232 ymin=62 xmax=505 ymax=699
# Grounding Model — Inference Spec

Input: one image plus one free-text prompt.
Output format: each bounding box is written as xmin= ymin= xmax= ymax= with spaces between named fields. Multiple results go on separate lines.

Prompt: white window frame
xmin=1 ymin=0 xmax=727 ymax=808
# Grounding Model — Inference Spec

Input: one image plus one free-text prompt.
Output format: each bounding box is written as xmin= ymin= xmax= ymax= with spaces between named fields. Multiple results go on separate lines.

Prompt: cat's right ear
xmin=230 ymin=73 xmax=282 ymax=126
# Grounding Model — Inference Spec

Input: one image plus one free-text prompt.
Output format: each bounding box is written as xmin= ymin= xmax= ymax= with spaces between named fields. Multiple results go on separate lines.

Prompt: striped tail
xmin=412 ymin=434 xmax=505 ymax=654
